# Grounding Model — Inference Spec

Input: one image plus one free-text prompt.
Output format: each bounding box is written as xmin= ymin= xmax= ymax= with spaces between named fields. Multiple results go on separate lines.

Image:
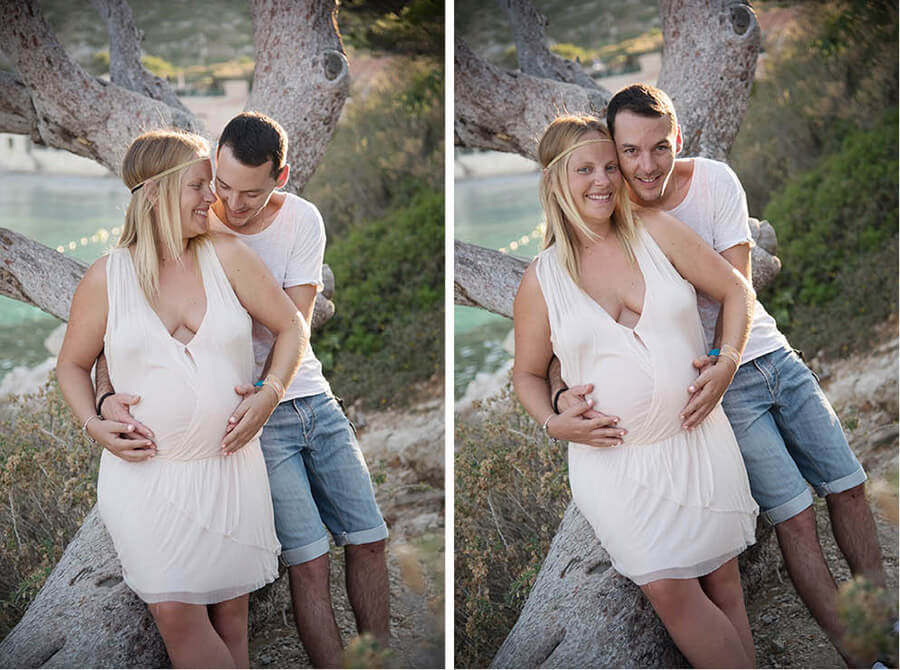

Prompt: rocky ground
xmin=248 ymin=377 xmax=445 ymax=669
xmin=748 ymin=318 xmax=899 ymax=669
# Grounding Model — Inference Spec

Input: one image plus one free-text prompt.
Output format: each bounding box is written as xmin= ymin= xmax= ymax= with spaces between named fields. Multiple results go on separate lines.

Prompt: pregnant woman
xmin=513 ymin=115 xmax=759 ymax=668
xmin=57 ymin=129 xmax=306 ymax=668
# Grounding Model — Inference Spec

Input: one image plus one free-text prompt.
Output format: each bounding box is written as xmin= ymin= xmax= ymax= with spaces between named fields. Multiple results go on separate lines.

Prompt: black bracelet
xmin=96 ymin=391 xmax=115 ymax=417
xmin=552 ymin=387 xmax=567 ymax=414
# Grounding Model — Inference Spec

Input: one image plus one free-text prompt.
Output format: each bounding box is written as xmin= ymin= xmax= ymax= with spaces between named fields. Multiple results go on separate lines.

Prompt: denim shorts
xmin=260 ymin=392 xmax=388 ymax=565
xmin=720 ymin=347 xmax=866 ymax=526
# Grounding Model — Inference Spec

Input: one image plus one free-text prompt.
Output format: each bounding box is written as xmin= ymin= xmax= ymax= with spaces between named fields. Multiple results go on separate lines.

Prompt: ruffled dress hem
xmin=127 ymin=566 xmax=280 ymax=605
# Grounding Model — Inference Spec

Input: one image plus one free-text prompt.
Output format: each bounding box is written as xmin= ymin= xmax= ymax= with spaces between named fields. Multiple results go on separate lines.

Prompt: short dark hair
xmin=606 ymin=84 xmax=677 ymax=138
xmin=217 ymin=112 xmax=288 ymax=180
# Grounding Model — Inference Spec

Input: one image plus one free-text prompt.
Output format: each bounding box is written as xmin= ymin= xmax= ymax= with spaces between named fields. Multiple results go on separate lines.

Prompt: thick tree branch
xmin=0 ymin=0 xmax=202 ymax=173
xmin=0 ymin=229 xmax=87 ymax=322
xmin=454 ymin=240 xmax=527 ymax=319
xmin=90 ymin=0 xmax=192 ymax=114
xmin=455 ymin=220 xmax=781 ymax=316
xmin=247 ymin=0 xmax=350 ymax=193
xmin=0 ymin=70 xmax=37 ymax=139
xmin=0 ymin=227 xmax=335 ymax=328
xmin=455 ymin=37 xmax=609 ymax=158
xmin=658 ymin=0 xmax=760 ymax=159
xmin=499 ymin=0 xmax=601 ymax=90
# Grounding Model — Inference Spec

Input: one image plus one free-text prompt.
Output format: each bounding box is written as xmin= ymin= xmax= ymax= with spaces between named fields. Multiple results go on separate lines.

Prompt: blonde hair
xmin=118 ymin=130 xmax=210 ymax=304
xmin=538 ymin=114 xmax=638 ymax=287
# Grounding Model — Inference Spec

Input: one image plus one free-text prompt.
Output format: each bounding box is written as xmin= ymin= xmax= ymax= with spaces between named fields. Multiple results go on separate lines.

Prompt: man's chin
xmin=626 ymin=183 xmax=663 ymax=205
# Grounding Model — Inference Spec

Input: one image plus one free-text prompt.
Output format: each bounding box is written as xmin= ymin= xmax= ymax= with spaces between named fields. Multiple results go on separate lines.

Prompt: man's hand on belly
xmin=99 ymin=393 xmax=157 ymax=457
xmin=100 ymin=393 xmax=156 ymax=448
xmin=551 ymin=384 xmax=628 ymax=447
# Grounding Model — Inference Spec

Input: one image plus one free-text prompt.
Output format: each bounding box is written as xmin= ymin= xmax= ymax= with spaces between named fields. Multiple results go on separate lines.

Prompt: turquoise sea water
xmin=0 ymin=173 xmax=129 ymax=374
xmin=454 ymin=172 xmax=543 ymax=399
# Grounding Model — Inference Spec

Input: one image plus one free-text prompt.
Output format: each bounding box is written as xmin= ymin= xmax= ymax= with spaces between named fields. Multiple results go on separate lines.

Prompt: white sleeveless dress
xmin=536 ymin=224 xmax=758 ymax=585
xmin=98 ymin=238 xmax=280 ymax=604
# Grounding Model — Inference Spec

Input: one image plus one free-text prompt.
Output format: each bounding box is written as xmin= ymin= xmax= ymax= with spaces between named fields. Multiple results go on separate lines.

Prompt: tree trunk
xmin=247 ymin=0 xmax=350 ymax=194
xmin=491 ymin=503 xmax=776 ymax=668
xmin=657 ymin=0 xmax=760 ymax=160
xmin=0 ymin=508 xmax=286 ymax=668
xmin=455 ymin=0 xmax=761 ymax=162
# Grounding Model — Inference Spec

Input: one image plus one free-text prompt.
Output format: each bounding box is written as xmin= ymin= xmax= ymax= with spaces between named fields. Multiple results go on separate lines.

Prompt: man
xmin=549 ymin=84 xmax=884 ymax=665
xmin=96 ymin=112 xmax=389 ymax=668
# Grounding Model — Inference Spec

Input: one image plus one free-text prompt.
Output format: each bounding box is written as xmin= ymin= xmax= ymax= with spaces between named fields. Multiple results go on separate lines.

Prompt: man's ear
xmin=674 ymin=125 xmax=683 ymax=155
xmin=276 ymin=164 xmax=290 ymax=188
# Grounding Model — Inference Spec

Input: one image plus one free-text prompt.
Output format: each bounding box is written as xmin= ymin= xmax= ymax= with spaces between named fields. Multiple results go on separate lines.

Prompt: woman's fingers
xmin=90 ymin=421 xmax=157 ymax=461
xmin=547 ymin=410 xmax=626 ymax=447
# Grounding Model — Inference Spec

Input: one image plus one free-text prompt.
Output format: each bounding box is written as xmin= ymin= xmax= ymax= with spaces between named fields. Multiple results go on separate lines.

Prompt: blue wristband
xmin=254 ymin=380 xmax=264 ymax=387
xmin=707 ymin=348 xmax=721 ymax=356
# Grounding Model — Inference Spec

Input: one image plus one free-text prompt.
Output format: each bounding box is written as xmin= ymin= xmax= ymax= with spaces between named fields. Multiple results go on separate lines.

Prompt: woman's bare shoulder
xmin=79 ymin=254 xmax=110 ymax=290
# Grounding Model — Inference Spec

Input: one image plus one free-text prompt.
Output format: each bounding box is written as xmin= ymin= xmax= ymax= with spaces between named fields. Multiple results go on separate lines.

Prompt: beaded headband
xmin=130 ymin=156 xmax=210 ymax=194
xmin=544 ymin=138 xmax=613 ymax=170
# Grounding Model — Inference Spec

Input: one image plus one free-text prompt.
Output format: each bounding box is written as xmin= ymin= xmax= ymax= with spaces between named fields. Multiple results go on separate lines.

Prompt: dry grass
xmin=0 ymin=374 xmax=99 ymax=636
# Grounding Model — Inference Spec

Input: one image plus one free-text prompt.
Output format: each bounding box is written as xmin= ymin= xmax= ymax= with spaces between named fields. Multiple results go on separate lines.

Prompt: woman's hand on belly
xmin=221 ymin=383 xmax=279 ymax=454
xmin=549 ymin=387 xmax=627 ymax=447
xmin=680 ymin=356 xmax=736 ymax=429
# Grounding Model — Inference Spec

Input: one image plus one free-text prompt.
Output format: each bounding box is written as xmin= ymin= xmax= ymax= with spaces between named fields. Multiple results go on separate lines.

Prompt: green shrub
xmin=0 ymin=375 xmax=99 ymax=636
xmin=303 ymin=59 xmax=443 ymax=239
xmin=315 ymin=190 xmax=444 ymax=408
xmin=454 ymin=387 xmax=570 ymax=668
xmin=730 ymin=0 xmax=898 ymax=215
xmin=760 ymin=108 xmax=898 ymax=356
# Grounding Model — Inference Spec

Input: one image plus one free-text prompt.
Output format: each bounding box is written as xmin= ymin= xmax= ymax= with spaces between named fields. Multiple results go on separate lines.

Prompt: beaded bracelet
xmin=718 ymin=344 xmax=741 ymax=371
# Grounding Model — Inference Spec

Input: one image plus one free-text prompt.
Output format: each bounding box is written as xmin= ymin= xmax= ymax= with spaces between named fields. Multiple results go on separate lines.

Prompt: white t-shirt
xmin=666 ymin=157 xmax=788 ymax=364
xmin=210 ymin=193 xmax=331 ymax=400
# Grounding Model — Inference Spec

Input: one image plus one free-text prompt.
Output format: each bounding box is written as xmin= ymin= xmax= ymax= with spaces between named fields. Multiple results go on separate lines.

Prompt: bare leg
xmin=700 ymin=558 xmax=756 ymax=666
xmin=148 ymin=601 xmax=235 ymax=669
xmin=775 ymin=506 xmax=860 ymax=664
xmin=288 ymin=554 xmax=344 ymax=668
xmin=641 ymin=577 xmax=753 ymax=668
xmin=345 ymin=540 xmax=390 ymax=646
xmin=209 ymin=595 xmax=250 ymax=668
xmin=826 ymin=483 xmax=886 ymax=586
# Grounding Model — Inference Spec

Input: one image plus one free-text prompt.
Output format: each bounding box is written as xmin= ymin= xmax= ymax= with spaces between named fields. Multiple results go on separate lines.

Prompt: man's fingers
xmin=567 ymin=383 xmax=594 ymax=396
xmin=234 ymin=384 xmax=256 ymax=397
xmin=586 ymin=437 xmax=625 ymax=448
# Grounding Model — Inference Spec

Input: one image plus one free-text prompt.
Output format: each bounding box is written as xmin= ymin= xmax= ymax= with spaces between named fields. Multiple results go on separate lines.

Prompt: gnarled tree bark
xmin=0 ymin=1 xmax=345 ymax=666
xmin=500 ymin=0 xmax=602 ymax=90
xmin=89 ymin=0 xmax=192 ymax=114
xmin=454 ymin=1 xmax=772 ymax=667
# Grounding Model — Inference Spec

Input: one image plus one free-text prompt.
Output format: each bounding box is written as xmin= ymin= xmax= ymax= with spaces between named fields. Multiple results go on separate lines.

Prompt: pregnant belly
xmin=128 ymin=369 xmax=241 ymax=460
xmin=579 ymin=355 xmax=699 ymax=443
